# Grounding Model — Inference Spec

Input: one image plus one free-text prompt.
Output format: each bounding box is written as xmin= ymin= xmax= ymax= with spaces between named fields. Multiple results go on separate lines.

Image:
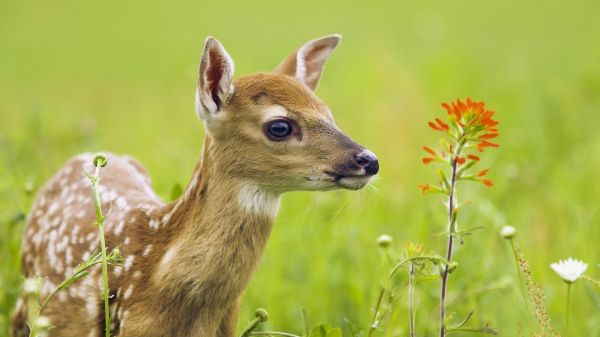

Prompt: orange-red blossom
xmin=420 ymin=98 xmax=499 ymax=194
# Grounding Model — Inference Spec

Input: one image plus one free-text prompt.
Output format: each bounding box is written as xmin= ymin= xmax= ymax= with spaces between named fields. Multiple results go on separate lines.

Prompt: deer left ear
xmin=196 ymin=37 xmax=235 ymax=120
xmin=274 ymin=34 xmax=341 ymax=91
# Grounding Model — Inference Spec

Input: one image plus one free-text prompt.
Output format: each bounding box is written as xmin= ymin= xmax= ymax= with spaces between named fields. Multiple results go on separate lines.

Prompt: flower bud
xmin=24 ymin=180 xmax=35 ymax=194
xmin=377 ymin=234 xmax=393 ymax=248
xmin=93 ymin=153 xmax=108 ymax=168
xmin=500 ymin=226 xmax=516 ymax=239
xmin=23 ymin=278 xmax=38 ymax=295
xmin=448 ymin=262 xmax=459 ymax=273
xmin=34 ymin=316 xmax=51 ymax=329
xmin=255 ymin=308 xmax=269 ymax=322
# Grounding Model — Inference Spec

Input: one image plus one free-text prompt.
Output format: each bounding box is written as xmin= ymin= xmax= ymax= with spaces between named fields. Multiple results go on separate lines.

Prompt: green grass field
xmin=1 ymin=0 xmax=600 ymax=335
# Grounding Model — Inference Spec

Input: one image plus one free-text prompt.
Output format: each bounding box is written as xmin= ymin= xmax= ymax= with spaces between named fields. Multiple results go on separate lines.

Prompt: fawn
xmin=11 ymin=34 xmax=379 ymax=337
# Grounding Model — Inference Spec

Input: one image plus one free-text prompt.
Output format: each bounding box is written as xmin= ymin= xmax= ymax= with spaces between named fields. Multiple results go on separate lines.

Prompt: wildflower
xmin=500 ymin=225 xmax=516 ymax=239
xmin=419 ymin=98 xmax=499 ymax=194
xmin=34 ymin=316 xmax=51 ymax=329
xmin=551 ymin=258 xmax=588 ymax=283
xmin=377 ymin=234 xmax=393 ymax=248
xmin=23 ymin=278 xmax=39 ymax=295
xmin=418 ymin=184 xmax=430 ymax=194
xmin=403 ymin=241 xmax=423 ymax=257
xmin=422 ymin=146 xmax=438 ymax=164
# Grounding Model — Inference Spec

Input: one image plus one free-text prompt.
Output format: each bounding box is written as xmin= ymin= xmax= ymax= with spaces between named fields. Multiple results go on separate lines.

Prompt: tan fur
xmin=11 ymin=35 xmax=377 ymax=337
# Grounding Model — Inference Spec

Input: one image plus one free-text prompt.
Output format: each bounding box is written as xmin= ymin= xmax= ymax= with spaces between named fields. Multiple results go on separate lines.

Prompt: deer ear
xmin=195 ymin=37 xmax=235 ymax=120
xmin=274 ymin=34 xmax=341 ymax=91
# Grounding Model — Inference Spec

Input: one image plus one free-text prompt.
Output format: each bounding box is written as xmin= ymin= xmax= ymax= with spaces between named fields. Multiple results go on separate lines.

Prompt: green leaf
xmin=344 ymin=318 xmax=365 ymax=337
xmin=307 ymin=324 xmax=342 ymax=337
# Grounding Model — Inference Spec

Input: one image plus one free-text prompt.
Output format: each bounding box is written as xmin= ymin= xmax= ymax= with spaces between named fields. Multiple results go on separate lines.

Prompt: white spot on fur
xmin=86 ymin=297 xmax=97 ymax=316
xmin=159 ymin=243 xmax=179 ymax=275
xmin=120 ymin=310 xmax=129 ymax=331
xmin=82 ymin=251 xmax=91 ymax=261
xmin=116 ymin=197 xmax=127 ymax=209
xmin=238 ymin=184 xmax=280 ymax=218
xmin=148 ymin=219 xmax=159 ymax=230
xmin=123 ymin=285 xmax=134 ymax=300
xmin=114 ymin=220 xmax=126 ymax=235
xmin=142 ymin=245 xmax=153 ymax=256
xmin=47 ymin=203 xmax=59 ymax=215
xmin=65 ymin=247 xmax=73 ymax=265
xmin=124 ymin=255 xmax=135 ymax=271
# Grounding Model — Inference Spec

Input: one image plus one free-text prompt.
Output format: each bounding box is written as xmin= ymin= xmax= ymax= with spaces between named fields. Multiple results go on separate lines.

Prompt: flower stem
xmin=367 ymin=283 xmax=385 ymax=337
xmin=509 ymin=239 xmax=527 ymax=303
xmin=566 ymin=282 xmax=571 ymax=334
xmin=90 ymin=164 xmax=111 ymax=337
xmin=408 ymin=263 xmax=416 ymax=337
xmin=440 ymin=157 xmax=459 ymax=337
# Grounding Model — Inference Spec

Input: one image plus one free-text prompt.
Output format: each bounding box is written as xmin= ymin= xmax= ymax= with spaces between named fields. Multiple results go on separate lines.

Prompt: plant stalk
xmin=440 ymin=157 xmax=458 ymax=337
xmin=90 ymin=164 xmax=111 ymax=337
xmin=409 ymin=263 xmax=416 ymax=337
xmin=508 ymin=239 xmax=527 ymax=303
xmin=566 ymin=282 xmax=571 ymax=334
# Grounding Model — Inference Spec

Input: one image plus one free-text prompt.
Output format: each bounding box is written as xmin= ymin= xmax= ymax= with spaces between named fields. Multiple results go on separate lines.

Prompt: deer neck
xmin=152 ymin=135 xmax=281 ymax=311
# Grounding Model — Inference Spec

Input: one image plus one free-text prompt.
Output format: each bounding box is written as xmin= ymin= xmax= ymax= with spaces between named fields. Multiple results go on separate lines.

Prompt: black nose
xmin=353 ymin=150 xmax=379 ymax=175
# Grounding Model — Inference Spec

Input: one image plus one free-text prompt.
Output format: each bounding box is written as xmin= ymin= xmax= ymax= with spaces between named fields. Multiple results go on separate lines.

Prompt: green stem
xmin=39 ymin=261 xmax=102 ymax=313
xmin=440 ymin=157 xmax=458 ymax=337
xmin=367 ymin=285 xmax=385 ymax=337
xmin=239 ymin=317 xmax=262 ymax=337
xmin=509 ymin=239 xmax=526 ymax=303
xmin=91 ymin=164 xmax=111 ymax=337
xmin=566 ymin=282 xmax=571 ymax=334
xmin=408 ymin=263 xmax=416 ymax=337
xmin=27 ymin=291 xmax=40 ymax=337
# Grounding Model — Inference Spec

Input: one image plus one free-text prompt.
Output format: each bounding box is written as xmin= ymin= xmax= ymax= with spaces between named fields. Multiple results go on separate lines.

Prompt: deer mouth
xmin=324 ymin=171 xmax=374 ymax=190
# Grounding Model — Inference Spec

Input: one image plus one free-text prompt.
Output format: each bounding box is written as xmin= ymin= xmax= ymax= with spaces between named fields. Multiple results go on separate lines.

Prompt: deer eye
xmin=265 ymin=119 xmax=293 ymax=141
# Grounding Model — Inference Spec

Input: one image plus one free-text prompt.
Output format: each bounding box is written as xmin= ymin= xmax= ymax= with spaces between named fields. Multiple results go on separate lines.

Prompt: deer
xmin=11 ymin=34 xmax=379 ymax=337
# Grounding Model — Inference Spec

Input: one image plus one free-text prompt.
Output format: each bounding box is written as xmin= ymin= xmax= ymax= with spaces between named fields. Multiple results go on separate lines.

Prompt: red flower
xmin=477 ymin=169 xmax=490 ymax=177
xmin=480 ymin=179 xmax=493 ymax=187
xmin=420 ymin=98 xmax=499 ymax=193
xmin=418 ymin=184 xmax=431 ymax=194
xmin=441 ymin=98 xmax=500 ymax=142
xmin=477 ymin=140 xmax=500 ymax=152
xmin=422 ymin=146 xmax=438 ymax=164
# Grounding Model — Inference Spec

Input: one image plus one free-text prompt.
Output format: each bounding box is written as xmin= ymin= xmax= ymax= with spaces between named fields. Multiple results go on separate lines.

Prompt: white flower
xmin=23 ymin=278 xmax=38 ymax=295
xmin=500 ymin=226 xmax=516 ymax=239
xmin=551 ymin=258 xmax=588 ymax=283
xmin=377 ymin=234 xmax=393 ymax=248
xmin=34 ymin=316 xmax=51 ymax=329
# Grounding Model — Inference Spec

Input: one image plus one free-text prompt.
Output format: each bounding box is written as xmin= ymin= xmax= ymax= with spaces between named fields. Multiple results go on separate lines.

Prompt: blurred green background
xmin=1 ymin=0 xmax=600 ymax=335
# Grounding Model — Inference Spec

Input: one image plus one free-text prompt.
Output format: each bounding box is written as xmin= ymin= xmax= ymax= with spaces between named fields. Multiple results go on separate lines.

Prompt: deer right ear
xmin=195 ymin=37 xmax=235 ymax=120
xmin=274 ymin=34 xmax=341 ymax=91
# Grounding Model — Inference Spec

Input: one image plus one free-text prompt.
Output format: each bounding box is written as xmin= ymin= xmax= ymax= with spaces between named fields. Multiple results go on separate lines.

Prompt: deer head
xmin=195 ymin=35 xmax=379 ymax=193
